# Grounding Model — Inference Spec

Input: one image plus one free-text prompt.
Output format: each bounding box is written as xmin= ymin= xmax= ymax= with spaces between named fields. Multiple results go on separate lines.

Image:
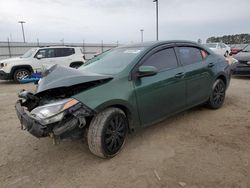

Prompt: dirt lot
xmin=0 ymin=77 xmax=250 ymax=188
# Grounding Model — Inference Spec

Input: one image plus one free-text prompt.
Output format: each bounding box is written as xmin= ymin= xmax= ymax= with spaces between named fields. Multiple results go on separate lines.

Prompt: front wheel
xmin=13 ymin=69 xmax=31 ymax=83
xmin=87 ymin=108 xmax=128 ymax=158
xmin=207 ymin=79 xmax=226 ymax=109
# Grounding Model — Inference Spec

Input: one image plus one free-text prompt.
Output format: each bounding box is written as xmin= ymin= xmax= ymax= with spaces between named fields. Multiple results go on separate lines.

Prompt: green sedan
xmin=15 ymin=40 xmax=231 ymax=158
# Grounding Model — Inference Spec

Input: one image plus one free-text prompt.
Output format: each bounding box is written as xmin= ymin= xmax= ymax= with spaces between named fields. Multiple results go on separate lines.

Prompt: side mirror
xmin=36 ymin=54 xmax=44 ymax=59
xmin=137 ymin=66 xmax=158 ymax=78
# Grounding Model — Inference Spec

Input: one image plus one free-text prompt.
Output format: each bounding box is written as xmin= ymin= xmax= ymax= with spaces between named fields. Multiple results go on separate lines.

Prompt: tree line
xmin=206 ymin=33 xmax=250 ymax=44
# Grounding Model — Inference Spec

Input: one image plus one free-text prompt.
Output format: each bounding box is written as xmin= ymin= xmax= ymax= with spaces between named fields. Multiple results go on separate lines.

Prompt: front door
xmin=133 ymin=47 xmax=186 ymax=126
xmin=32 ymin=48 xmax=57 ymax=72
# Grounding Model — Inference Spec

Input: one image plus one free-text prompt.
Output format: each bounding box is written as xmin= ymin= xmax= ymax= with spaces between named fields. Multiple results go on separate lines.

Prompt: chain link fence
xmin=0 ymin=41 xmax=119 ymax=60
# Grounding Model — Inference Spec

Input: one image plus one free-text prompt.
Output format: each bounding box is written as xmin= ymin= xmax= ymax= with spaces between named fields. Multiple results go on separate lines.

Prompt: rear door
xmin=133 ymin=46 xmax=186 ymax=126
xmin=176 ymin=45 xmax=213 ymax=107
xmin=54 ymin=48 xmax=75 ymax=66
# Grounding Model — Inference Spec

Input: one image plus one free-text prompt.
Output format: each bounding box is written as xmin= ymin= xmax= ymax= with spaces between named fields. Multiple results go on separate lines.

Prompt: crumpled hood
xmin=0 ymin=57 xmax=25 ymax=64
xmin=234 ymin=51 xmax=250 ymax=62
xmin=36 ymin=65 xmax=112 ymax=94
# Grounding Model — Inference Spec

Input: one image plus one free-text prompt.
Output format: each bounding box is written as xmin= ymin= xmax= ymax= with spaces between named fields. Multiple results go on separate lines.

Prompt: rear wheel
xmin=207 ymin=79 xmax=226 ymax=109
xmin=87 ymin=108 xmax=128 ymax=158
xmin=13 ymin=69 xmax=31 ymax=83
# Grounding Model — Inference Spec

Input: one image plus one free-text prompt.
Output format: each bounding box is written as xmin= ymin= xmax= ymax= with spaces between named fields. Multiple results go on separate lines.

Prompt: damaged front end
xmin=15 ymin=92 xmax=95 ymax=142
xmin=15 ymin=65 xmax=112 ymax=142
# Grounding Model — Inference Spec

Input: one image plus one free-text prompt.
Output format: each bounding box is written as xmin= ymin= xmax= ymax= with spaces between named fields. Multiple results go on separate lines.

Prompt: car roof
xmin=119 ymin=40 xmax=200 ymax=49
xmin=39 ymin=46 xmax=80 ymax=49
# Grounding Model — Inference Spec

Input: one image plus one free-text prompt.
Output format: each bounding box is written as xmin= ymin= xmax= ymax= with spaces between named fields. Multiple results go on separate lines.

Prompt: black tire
xmin=13 ymin=69 xmax=31 ymax=83
xmin=87 ymin=108 xmax=128 ymax=158
xmin=207 ymin=79 xmax=226 ymax=109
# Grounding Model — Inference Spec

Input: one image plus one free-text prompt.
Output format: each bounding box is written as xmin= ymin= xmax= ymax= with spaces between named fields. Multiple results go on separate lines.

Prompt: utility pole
xmin=60 ymin=39 xmax=64 ymax=45
xmin=140 ymin=29 xmax=144 ymax=42
xmin=37 ymin=38 xmax=40 ymax=47
xmin=18 ymin=21 xmax=26 ymax=43
xmin=7 ymin=38 xmax=11 ymax=57
xmin=101 ymin=40 xmax=104 ymax=53
xmin=153 ymin=0 xmax=159 ymax=40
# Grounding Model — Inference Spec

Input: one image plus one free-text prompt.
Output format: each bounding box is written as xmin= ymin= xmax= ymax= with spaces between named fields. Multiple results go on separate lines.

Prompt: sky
xmin=0 ymin=0 xmax=250 ymax=44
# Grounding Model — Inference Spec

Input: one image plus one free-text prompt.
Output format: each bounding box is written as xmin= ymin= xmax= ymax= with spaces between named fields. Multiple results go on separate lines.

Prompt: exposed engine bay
xmin=21 ymin=79 xmax=110 ymax=112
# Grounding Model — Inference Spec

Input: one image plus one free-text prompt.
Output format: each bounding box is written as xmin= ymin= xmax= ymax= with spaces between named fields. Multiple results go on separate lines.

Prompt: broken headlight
xmin=30 ymin=98 xmax=79 ymax=125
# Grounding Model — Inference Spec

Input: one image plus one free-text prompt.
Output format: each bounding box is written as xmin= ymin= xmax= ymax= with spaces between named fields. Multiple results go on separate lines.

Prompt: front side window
xmin=178 ymin=47 xmax=203 ymax=66
xmin=36 ymin=49 xmax=56 ymax=58
xmin=142 ymin=48 xmax=178 ymax=71
xmin=46 ymin=49 xmax=56 ymax=58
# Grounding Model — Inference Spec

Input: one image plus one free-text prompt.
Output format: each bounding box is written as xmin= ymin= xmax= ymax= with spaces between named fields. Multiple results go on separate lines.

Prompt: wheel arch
xmin=10 ymin=65 xmax=33 ymax=79
xmin=69 ymin=61 xmax=84 ymax=68
xmin=94 ymin=100 xmax=137 ymax=131
xmin=215 ymin=73 xmax=227 ymax=86
xmin=107 ymin=104 xmax=133 ymax=130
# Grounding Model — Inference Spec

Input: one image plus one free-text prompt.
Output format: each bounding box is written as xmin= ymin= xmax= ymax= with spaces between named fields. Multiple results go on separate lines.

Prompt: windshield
xmin=79 ymin=47 xmax=145 ymax=75
xmin=205 ymin=43 xmax=217 ymax=48
xmin=21 ymin=48 xmax=37 ymax=58
xmin=242 ymin=45 xmax=250 ymax=52
xmin=85 ymin=50 xmax=111 ymax=65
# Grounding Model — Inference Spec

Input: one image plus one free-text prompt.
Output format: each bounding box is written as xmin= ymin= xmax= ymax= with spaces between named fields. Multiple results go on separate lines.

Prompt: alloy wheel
xmin=212 ymin=80 xmax=225 ymax=106
xmin=16 ymin=70 xmax=29 ymax=80
xmin=103 ymin=114 xmax=127 ymax=155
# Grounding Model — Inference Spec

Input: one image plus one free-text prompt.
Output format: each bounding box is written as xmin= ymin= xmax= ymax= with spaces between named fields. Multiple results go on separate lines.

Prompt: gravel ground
xmin=0 ymin=77 xmax=250 ymax=188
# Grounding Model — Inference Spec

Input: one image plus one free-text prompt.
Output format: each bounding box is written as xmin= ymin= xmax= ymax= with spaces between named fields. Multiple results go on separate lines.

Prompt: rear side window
xmin=63 ymin=48 xmax=75 ymax=56
xmin=143 ymin=48 xmax=178 ymax=71
xmin=55 ymin=48 xmax=75 ymax=57
xmin=178 ymin=47 xmax=203 ymax=66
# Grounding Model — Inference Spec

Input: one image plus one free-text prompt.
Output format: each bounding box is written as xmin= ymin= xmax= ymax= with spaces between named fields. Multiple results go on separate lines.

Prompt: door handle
xmin=208 ymin=63 xmax=215 ymax=68
xmin=175 ymin=72 xmax=185 ymax=78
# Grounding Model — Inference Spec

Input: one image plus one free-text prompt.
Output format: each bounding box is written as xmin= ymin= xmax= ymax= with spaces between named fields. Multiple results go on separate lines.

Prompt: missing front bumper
xmin=15 ymin=101 xmax=49 ymax=137
xmin=15 ymin=100 xmax=95 ymax=139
